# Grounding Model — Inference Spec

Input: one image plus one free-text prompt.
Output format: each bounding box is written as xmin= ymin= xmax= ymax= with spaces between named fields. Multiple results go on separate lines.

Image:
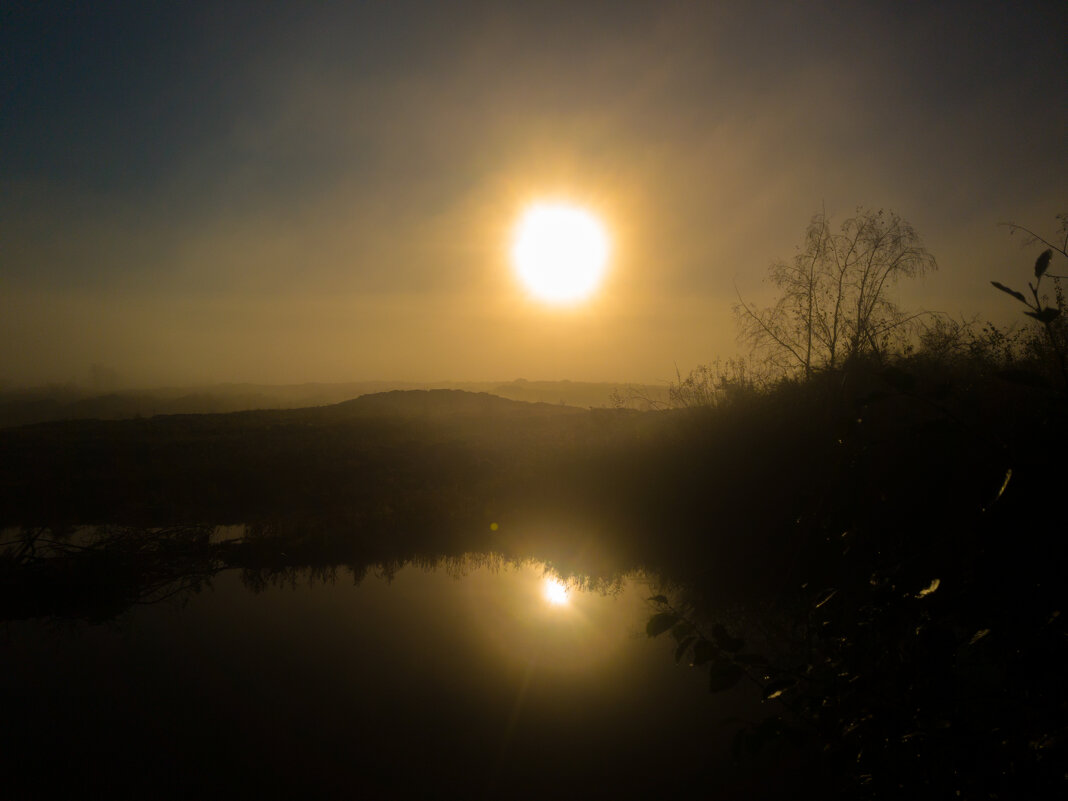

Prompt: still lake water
xmin=2 ymin=551 xmax=750 ymax=799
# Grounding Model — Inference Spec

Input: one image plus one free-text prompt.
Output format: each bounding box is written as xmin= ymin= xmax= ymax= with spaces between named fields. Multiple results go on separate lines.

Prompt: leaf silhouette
xmin=1035 ymin=249 xmax=1052 ymax=278
xmin=1024 ymin=307 xmax=1061 ymax=323
xmin=674 ymin=636 xmax=695 ymax=664
xmin=711 ymin=623 xmax=746 ymax=652
xmin=646 ymin=612 xmax=679 ymax=637
xmin=915 ymin=578 xmax=940 ymax=598
xmin=671 ymin=620 xmax=695 ymax=640
xmin=991 ymin=281 xmax=1026 ymax=303
xmin=762 ymin=677 xmax=797 ymax=700
xmin=733 ymin=653 xmax=768 ymax=666
xmin=709 ymin=661 xmax=745 ymax=692
xmin=993 ymin=469 xmax=1012 ymax=502
xmin=692 ymin=639 xmax=719 ymax=666
xmin=814 ymin=588 xmax=837 ymax=608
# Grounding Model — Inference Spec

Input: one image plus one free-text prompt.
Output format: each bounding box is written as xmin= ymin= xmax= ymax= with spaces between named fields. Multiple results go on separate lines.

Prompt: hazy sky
xmin=2 ymin=1 xmax=1065 ymax=387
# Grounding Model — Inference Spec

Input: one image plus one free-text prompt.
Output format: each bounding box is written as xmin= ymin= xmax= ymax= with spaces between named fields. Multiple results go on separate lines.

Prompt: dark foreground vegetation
xmin=2 ymin=354 xmax=1066 ymax=797
xmin=3 ymin=212 xmax=1066 ymax=798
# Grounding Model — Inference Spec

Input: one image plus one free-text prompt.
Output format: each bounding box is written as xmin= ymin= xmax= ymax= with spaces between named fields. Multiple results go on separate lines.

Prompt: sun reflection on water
xmin=543 ymin=577 xmax=569 ymax=606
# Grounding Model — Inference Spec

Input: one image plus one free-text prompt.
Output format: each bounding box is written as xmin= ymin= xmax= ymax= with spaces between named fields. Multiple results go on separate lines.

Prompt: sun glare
xmin=543 ymin=577 xmax=570 ymax=606
xmin=511 ymin=202 xmax=610 ymax=304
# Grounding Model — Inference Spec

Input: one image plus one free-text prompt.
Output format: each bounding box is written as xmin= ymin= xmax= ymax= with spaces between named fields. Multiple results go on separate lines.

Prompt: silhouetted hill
xmin=0 ymin=380 xmax=667 ymax=427
xmin=326 ymin=389 xmax=586 ymax=419
xmin=0 ymin=389 xmax=626 ymax=530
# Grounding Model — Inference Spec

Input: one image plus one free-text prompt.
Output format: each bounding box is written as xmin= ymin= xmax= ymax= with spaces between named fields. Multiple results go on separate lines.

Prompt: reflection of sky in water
xmin=1 ymin=555 xmax=738 ymax=796
xmin=452 ymin=558 xmax=635 ymax=674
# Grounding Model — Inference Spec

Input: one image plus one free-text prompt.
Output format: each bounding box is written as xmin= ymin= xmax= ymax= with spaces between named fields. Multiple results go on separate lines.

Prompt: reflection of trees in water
xmin=239 ymin=549 xmax=505 ymax=593
xmin=0 ymin=521 xmax=625 ymax=622
xmin=0 ymin=525 xmax=221 ymax=622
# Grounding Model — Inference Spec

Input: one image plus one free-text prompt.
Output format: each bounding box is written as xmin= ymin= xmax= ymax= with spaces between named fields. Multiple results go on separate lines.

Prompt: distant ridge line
xmin=332 ymin=389 xmax=587 ymax=417
xmin=0 ymin=381 xmax=669 ymax=428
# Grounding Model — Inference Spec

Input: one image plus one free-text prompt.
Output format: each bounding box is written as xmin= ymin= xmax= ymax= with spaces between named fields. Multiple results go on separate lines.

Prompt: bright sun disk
xmin=511 ymin=202 xmax=610 ymax=304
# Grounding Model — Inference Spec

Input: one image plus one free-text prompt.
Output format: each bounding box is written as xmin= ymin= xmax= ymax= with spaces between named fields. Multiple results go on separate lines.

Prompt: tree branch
xmin=734 ymin=283 xmax=808 ymax=370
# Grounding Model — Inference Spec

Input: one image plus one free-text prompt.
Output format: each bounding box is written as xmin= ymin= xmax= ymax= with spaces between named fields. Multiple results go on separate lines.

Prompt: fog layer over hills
xmin=0 ymin=379 xmax=669 ymax=428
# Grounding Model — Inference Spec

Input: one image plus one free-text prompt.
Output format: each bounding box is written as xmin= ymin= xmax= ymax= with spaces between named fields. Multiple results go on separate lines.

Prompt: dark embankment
xmin=0 ymin=389 xmax=582 ymax=529
xmin=2 ymin=371 xmax=1066 ymax=798
xmin=1 ymin=377 xmax=1064 ymax=594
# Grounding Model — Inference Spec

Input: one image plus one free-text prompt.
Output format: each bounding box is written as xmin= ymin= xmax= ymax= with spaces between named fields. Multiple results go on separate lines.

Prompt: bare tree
xmin=736 ymin=208 xmax=937 ymax=377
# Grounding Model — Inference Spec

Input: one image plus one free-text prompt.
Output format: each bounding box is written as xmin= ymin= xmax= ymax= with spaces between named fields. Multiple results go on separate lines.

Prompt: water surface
xmin=3 ymin=553 xmax=743 ymax=798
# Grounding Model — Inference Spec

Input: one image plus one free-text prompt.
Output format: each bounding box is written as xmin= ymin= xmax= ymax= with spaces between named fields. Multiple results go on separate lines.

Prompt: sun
xmin=511 ymin=202 xmax=610 ymax=304
xmin=543 ymin=577 xmax=570 ymax=605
